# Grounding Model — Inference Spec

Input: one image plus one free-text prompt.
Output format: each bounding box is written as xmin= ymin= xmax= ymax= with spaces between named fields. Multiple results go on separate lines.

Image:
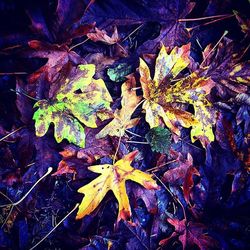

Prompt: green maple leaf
xmin=33 ymin=64 xmax=112 ymax=147
xmin=145 ymin=127 xmax=171 ymax=154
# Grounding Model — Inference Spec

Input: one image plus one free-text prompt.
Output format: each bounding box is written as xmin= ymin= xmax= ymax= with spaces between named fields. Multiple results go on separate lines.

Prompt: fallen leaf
xmin=76 ymin=151 xmax=159 ymax=221
xmin=52 ymin=160 xmax=76 ymax=176
xmin=160 ymin=218 xmax=217 ymax=250
xmin=107 ymin=63 xmax=133 ymax=82
xmin=139 ymin=43 xmax=215 ymax=146
xmin=33 ymin=64 xmax=112 ymax=147
xmin=163 ymin=153 xmax=200 ymax=204
xmin=96 ymin=75 xmax=142 ymax=138
xmin=145 ymin=126 xmax=171 ymax=154
xmin=87 ymin=26 xmax=119 ymax=45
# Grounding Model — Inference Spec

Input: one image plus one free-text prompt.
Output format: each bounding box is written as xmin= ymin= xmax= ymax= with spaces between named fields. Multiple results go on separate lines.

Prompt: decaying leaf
xmin=139 ymin=44 xmax=215 ymax=146
xmin=160 ymin=218 xmax=217 ymax=250
xmin=52 ymin=160 xmax=76 ymax=176
xmin=87 ymin=26 xmax=119 ymax=45
xmin=76 ymin=151 xmax=159 ymax=221
xmin=33 ymin=64 xmax=112 ymax=147
xmin=163 ymin=153 xmax=200 ymax=204
xmin=96 ymin=75 xmax=142 ymax=138
xmin=145 ymin=126 xmax=171 ymax=154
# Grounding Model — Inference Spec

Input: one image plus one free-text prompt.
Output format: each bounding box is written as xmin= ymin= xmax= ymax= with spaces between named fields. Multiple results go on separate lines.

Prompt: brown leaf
xmin=52 ymin=160 xmax=76 ymax=176
xmin=87 ymin=26 xmax=119 ymax=45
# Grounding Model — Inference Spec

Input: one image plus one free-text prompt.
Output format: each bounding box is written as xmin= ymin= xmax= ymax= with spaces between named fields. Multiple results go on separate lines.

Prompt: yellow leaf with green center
xmin=33 ymin=64 xmax=112 ymax=147
xmin=96 ymin=75 xmax=142 ymax=138
xmin=139 ymin=44 xmax=216 ymax=147
xmin=76 ymin=151 xmax=159 ymax=221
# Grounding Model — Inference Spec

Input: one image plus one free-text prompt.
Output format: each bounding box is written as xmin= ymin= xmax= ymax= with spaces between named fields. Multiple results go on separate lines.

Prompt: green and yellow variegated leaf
xmin=33 ymin=64 xmax=112 ymax=147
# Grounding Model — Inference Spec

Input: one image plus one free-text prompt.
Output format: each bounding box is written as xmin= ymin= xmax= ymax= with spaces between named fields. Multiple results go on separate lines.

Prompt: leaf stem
xmin=29 ymin=203 xmax=79 ymax=250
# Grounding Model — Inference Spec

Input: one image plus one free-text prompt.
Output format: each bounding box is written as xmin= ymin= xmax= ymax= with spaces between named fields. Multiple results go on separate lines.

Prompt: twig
xmin=125 ymin=130 xmax=144 ymax=138
xmin=186 ymin=14 xmax=234 ymax=32
xmin=69 ymin=38 xmax=90 ymax=51
xmin=113 ymin=136 xmax=122 ymax=164
xmin=10 ymin=89 xmax=40 ymax=101
xmin=122 ymin=23 xmax=144 ymax=42
xmin=0 ymin=72 xmax=27 ymax=75
xmin=200 ymin=30 xmax=228 ymax=67
xmin=126 ymin=140 xmax=149 ymax=145
xmin=0 ymin=167 xmax=53 ymax=207
xmin=178 ymin=14 xmax=231 ymax=22
xmin=146 ymin=159 xmax=178 ymax=173
xmin=29 ymin=203 xmax=79 ymax=250
xmin=153 ymin=173 xmax=187 ymax=221
xmin=0 ymin=126 xmax=25 ymax=142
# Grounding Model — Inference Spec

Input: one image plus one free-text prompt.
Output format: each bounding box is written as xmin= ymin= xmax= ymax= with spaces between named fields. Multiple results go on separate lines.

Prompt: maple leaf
xmin=33 ymin=64 xmax=112 ymax=147
xmin=201 ymin=38 xmax=250 ymax=93
xmin=137 ymin=0 xmax=195 ymax=53
xmin=76 ymin=151 xmax=159 ymax=221
xmin=139 ymin=43 xmax=215 ymax=146
xmin=96 ymin=75 xmax=142 ymax=138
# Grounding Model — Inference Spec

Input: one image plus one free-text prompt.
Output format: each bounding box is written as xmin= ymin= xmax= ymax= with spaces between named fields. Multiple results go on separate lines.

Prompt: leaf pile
xmin=0 ymin=1 xmax=250 ymax=249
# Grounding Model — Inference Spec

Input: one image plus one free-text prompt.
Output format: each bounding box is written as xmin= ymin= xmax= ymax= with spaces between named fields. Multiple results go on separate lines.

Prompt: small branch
xmin=29 ymin=203 xmax=79 ymax=250
xmin=153 ymin=173 xmax=187 ymax=221
xmin=146 ymin=159 xmax=177 ymax=173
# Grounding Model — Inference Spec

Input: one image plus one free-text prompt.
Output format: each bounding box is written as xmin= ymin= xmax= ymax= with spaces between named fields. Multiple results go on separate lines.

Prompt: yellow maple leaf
xmin=76 ymin=151 xmax=159 ymax=221
xmin=96 ymin=75 xmax=142 ymax=138
xmin=139 ymin=44 xmax=215 ymax=147
xmin=139 ymin=43 xmax=197 ymax=136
